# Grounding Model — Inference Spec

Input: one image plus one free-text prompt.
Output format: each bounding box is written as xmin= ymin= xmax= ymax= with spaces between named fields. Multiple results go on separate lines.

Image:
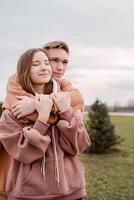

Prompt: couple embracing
xmin=0 ymin=41 xmax=90 ymax=200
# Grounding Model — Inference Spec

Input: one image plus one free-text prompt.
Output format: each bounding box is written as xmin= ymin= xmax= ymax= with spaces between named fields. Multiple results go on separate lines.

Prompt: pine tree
xmin=87 ymin=99 xmax=122 ymax=153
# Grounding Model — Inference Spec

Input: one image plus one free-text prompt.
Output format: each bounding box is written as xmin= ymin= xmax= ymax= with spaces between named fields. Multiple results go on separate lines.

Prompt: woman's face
xmin=30 ymin=51 xmax=52 ymax=87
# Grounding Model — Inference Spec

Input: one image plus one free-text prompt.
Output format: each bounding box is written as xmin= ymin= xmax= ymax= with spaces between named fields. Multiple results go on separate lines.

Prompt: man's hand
xmin=12 ymin=96 xmax=35 ymax=119
xmin=35 ymin=93 xmax=53 ymax=123
xmin=51 ymin=92 xmax=71 ymax=113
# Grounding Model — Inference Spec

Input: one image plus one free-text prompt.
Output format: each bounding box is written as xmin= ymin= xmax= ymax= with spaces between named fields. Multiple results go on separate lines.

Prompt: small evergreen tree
xmin=87 ymin=99 xmax=122 ymax=153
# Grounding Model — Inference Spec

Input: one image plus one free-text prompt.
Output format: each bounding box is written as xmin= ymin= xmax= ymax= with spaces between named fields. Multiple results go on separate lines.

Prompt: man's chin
xmin=53 ymin=76 xmax=62 ymax=81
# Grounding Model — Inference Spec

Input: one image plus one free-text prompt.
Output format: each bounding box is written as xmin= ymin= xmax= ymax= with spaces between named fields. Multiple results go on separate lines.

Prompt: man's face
xmin=46 ymin=48 xmax=69 ymax=81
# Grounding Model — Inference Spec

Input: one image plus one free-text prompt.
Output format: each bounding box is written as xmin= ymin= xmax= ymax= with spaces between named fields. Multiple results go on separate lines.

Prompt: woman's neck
xmin=34 ymin=85 xmax=44 ymax=94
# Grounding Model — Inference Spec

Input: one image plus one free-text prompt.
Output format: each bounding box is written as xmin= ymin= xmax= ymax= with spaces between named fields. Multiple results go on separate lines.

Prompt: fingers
xmin=11 ymin=96 xmax=25 ymax=109
xmin=12 ymin=109 xmax=22 ymax=118
xmin=23 ymin=127 xmax=31 ymax=137
xmin=16 ymin=112 xmax=24 ymax=119
xmin=11 ymin=102 xmax=19 ymax=118
xmin=36 ymin=93 xmax=52 ymax=100
xmin=12 ymin=102 xmax=21 ymax=113
xmin=11 ymin=106 xmax=17 ymax=113
xmin=11 ymin=104 xmax=24 ymax=119
xmin=12 ymin=102 xmax=20 ymax=109
xmin=12 ymin=96 xmax=30 ymax=109
xmin=12 ymin=98 xmax=26 ymax=109
xmin=51 ymin=92 xmax=68 ymax=100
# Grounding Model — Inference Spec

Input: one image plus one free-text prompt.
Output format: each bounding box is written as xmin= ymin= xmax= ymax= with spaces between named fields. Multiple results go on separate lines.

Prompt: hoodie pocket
xmin=22 ymin=161 xmax=45 ymax=196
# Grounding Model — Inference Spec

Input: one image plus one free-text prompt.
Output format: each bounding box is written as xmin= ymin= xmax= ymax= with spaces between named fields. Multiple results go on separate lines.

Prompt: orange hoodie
xmin=0 ymin=73 xmax=85 ymax=199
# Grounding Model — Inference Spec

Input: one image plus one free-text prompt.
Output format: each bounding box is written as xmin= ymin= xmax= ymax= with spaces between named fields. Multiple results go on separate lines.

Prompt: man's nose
xmin=57 ymin=61 xmax=63 ymax=70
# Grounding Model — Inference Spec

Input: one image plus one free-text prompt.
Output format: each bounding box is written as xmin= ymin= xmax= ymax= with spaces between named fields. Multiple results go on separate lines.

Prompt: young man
xmin=43 ymin=41 xmax=69 ymax=81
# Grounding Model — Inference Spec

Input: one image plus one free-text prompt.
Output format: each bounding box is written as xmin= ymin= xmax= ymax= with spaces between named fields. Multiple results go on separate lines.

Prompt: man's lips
xmin=53 ymin=72 xmax=63 ymax=76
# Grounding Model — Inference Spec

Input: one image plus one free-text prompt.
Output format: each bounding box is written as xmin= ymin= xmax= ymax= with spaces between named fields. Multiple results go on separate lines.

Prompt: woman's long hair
xmin=17 ymin=48 xmax=53 ymax=95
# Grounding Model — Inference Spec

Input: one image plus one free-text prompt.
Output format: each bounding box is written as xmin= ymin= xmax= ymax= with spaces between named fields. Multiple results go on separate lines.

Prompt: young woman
xmin=0 ymin=42 xmax=86 ymax=200
xmin=0 ymin=48 xmax=90 ymax=200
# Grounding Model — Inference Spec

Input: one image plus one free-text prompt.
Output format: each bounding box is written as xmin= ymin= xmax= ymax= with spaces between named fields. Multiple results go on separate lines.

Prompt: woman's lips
xmin=39 ymin=73 xmax=50 ymax=76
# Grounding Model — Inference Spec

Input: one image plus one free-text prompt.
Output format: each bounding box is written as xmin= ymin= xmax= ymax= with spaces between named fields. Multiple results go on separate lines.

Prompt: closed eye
xmin=32 ymin=61 xmax=40 ymax=66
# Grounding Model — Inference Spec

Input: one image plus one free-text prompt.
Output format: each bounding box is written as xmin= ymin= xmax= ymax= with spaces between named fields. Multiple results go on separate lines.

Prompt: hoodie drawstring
xmin=41 ymin=155 xmax=46 ymax=179
xmin=52 ymin=125 xmax=60 ymax=185
xmin=41 ymin=79 xmax=60 ymax=185
xmin=40 ymin=126 xmax=60 ymax=185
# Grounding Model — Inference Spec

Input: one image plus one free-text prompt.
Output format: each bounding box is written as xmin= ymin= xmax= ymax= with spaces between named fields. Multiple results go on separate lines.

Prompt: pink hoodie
xmin=0 ymin=108 xmax=90 ymax=200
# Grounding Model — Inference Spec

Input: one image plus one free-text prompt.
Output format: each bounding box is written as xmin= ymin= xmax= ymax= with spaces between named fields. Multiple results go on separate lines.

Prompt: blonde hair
xmin=42 ymin=41 xmax=69 ymax=54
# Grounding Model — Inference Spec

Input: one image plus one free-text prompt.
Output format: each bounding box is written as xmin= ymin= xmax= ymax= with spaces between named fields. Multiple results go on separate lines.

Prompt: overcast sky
xmin=0 ymin=0 xmax=134 ymax=106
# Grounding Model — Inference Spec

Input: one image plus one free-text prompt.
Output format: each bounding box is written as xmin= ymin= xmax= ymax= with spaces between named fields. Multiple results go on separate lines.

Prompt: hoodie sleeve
xmin=2 ymin=73 xmax=33 ymax=110
xmin=60 ymin=79 xmax=85 ymax=112
xmin=0 ymin=110 xmax=51 ymax=164
xmin=56 ymin=108 xmax=91 ymax=156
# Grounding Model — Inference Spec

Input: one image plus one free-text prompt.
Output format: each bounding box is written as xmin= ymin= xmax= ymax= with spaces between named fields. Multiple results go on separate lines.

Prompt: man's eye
xmin=53 ymin=59 xmax=59 ymax=62
xmin=63 ymin=61 xmax=68 ymax=64
xmin=50 ymin=58 xmax=58 ymax=62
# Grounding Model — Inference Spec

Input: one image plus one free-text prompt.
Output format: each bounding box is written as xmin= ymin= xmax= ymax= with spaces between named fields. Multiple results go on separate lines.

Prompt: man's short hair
xmin=42 ymin=41 xmax=69 ymax=54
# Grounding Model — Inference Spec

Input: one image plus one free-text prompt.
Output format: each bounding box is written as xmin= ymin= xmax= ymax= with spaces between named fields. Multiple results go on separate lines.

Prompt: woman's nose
xmin=40 ymin=63 xmax=46 ymax=70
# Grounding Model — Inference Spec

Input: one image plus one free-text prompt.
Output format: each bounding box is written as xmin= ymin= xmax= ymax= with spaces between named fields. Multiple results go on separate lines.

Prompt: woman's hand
xmin=35 ymin=93 xmax=53 ymax=123
xmin=51 ymin=92 xmax=71 ymax=113
xmin=11 ymin=96 xmax=35 ymax=119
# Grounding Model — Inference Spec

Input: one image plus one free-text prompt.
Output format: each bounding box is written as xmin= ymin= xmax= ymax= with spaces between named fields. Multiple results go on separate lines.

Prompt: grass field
xmin=79 ymin=116 xmax=134 ymax=200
